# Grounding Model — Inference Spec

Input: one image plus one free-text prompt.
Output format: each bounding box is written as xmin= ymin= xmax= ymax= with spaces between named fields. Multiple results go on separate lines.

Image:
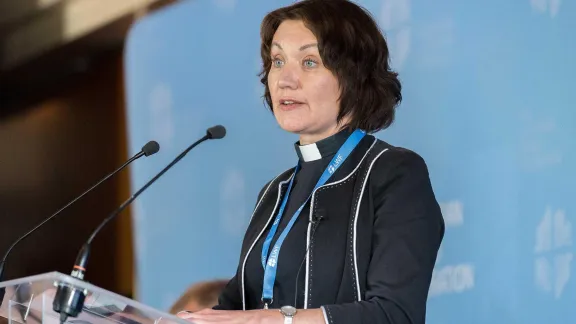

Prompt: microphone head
xmin=142 ymin=141 xmax=160 ymax=157
xmin=206 ymin=125 xmax=226 ymax=139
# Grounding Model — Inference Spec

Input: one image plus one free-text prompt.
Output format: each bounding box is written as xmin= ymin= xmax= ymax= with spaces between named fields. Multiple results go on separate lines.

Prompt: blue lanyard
xmin=260 ymin=129 xmax=366 ymax=307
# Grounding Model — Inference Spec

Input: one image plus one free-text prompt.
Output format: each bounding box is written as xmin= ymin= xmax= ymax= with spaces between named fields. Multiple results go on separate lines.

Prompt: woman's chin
xmin=275 ymin=118 xmax=308 ymax=134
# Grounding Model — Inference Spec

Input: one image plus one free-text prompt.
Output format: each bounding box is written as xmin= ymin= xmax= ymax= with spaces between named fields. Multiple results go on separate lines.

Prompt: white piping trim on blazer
xmin=303 ymin=137 xmax=378 ymax=308
xmin=241 ymin=171 xmax=294 ymax=310
xmin=304 ymin=212 xmax=312 ymax=308
xmin=353 ymin=147 xmax=389 ymax=301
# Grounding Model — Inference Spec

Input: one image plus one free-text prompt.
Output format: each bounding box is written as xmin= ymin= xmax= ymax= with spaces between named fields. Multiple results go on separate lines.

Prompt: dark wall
xmin=0 ymin=50 xmax=133 ymax=296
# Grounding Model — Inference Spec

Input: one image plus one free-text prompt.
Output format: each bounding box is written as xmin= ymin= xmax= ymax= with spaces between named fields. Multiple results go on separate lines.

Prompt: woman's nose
xmin=277 ymin=65 xmax=299 ymax=90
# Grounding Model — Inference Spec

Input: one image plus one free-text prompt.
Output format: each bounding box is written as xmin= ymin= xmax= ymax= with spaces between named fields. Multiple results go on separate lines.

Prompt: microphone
xmin=52 ymin=125 xmax=226 ymax=324
xmin=0 ymin=140 xmax=159 ymax=299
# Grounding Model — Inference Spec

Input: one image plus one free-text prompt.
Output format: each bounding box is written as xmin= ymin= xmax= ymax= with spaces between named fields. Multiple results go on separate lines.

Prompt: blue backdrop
xmin=124 ymin=0 xmax=576 ymax=322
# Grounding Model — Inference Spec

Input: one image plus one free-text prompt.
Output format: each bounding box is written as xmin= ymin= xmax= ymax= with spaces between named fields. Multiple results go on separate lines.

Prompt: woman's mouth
xmin=279 ymin=98 xmax=305 ymax=111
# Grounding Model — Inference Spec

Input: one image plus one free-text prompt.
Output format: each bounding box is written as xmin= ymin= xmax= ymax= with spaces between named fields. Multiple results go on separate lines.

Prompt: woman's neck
xmin=298 ymin=125 xmax=346 ymax=146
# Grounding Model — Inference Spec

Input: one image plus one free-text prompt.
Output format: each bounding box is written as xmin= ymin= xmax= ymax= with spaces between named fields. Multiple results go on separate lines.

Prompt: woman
xmin=179 ymin=0 xmax=444 ymax=323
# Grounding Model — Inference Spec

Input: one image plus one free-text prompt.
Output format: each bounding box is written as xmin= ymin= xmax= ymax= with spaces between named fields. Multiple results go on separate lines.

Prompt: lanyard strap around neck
xmin=260 ymin=129 xmax=366 ymax=307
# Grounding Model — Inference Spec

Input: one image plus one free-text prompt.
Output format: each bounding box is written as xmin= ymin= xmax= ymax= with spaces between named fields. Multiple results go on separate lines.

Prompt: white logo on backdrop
xmin=440 ymin=200 xmax=464 ymax=227
xmin=219 ymin=168 xmax=247 ymax=236
xmin=530 ymin=0 xmax=562 ymax=18
xmin=534 ymin=206 xmax=573 ymax=299
xmin=429 ymin=200 xmax=475 ymax=297
xmin=149 ymin=83 xmax=175 ymax=150
xmin=519 ymin=112 xmax=563 ymax=171
xmin=379 ymin=0 xmax=411 ymax=71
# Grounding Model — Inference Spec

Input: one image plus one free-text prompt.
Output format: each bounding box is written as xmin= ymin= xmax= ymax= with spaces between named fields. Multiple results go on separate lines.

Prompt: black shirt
xmin=244 ymin=129 xmax=352 ymax=309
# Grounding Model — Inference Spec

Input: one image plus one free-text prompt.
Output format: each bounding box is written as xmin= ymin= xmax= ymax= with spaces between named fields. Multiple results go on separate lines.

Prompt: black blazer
xmin=215 ymin=135 xmax=445 ymax=324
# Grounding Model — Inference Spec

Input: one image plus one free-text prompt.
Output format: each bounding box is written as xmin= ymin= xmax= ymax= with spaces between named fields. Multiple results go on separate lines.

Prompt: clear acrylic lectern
xmin=0 ymin=272 xmax=190 ymax=324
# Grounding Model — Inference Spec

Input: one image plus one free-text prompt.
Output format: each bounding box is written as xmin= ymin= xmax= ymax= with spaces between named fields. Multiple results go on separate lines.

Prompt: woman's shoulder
xmin=254 ymin=166 xmax=296 ymax=202
xmin=368 ymin=138 xmax=443 ymax=230
xmin=368 ymin=138 xmax=432 ymax=183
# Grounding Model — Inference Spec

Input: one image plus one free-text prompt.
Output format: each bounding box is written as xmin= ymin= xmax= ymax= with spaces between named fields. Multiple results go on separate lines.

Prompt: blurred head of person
xmin=169 ymin=279 xmax=228 ymax=314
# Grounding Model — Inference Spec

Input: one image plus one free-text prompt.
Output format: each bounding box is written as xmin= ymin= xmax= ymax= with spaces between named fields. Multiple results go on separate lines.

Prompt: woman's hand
xmin=177 ymin=308 xmax=283 ymax=324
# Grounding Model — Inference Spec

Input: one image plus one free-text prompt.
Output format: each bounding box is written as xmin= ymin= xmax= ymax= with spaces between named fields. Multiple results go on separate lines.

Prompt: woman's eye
xmin=272 ymin=58 xmax=284 ymax=68
xmin=303 ymin=59 xmax=318 ymax=68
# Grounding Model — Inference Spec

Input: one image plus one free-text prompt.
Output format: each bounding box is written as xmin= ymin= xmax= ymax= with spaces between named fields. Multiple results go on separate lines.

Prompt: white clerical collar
xmin=294 ymin=129 xmax=352 ymax=163
xmin=298 ymin=143 xmax=322 ymax=162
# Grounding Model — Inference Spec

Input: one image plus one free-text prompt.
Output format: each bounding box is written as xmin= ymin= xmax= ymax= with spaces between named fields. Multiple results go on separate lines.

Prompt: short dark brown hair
xmin=259 ymin=0 xmax=402 ymax=133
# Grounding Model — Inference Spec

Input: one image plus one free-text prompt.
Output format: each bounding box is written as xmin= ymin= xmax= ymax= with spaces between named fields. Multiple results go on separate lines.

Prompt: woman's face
xmin=267 ymin=20 xmax=343 ymax=144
